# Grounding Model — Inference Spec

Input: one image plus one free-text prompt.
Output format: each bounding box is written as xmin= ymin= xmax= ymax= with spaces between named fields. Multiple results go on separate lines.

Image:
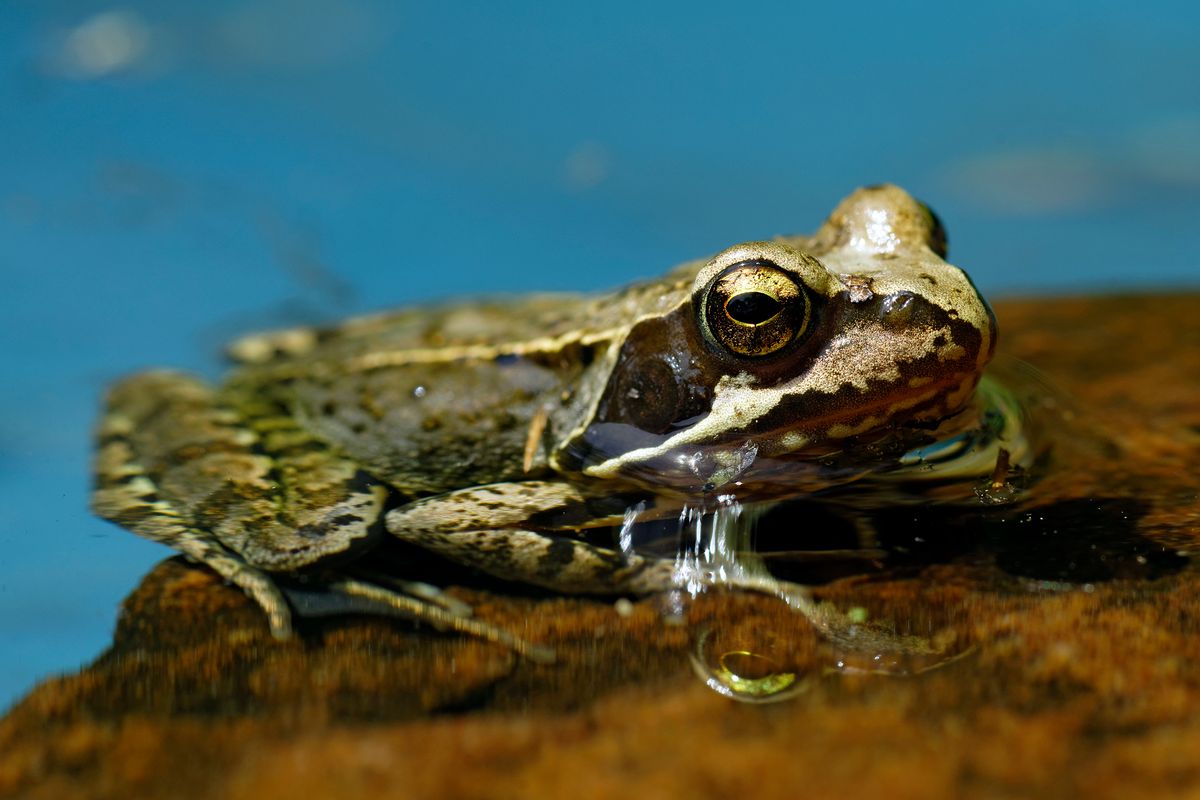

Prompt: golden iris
xmin=702 ymin=261 xmax=810 ymax=357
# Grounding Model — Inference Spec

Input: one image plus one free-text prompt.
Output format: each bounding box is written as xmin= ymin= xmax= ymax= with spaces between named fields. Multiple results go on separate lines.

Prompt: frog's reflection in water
xmin=615 ymin=493 xmax=1186 ymax=702
xmin=101 ymin=494 xmax=1185 ymax=712
xmin=617 ymin=497 xmax=973 ymax=703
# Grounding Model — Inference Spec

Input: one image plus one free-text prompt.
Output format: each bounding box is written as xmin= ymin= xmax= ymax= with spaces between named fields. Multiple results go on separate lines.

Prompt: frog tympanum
xmin=93 ymin=185 xmax=1018 ymax=661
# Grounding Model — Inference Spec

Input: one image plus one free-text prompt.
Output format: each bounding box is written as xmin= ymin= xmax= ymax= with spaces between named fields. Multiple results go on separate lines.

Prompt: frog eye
xmin=702 ymin=261 xmax=811 ymax=358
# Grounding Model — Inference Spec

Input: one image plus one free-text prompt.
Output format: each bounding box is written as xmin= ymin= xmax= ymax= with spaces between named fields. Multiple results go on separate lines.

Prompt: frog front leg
xmin=385 ymin=481 xmax=821 ymax=618
xmin=385 ymin=482 xmax=668 ymax=593
xmin=92 ymin=370 xmax=388 ymax=638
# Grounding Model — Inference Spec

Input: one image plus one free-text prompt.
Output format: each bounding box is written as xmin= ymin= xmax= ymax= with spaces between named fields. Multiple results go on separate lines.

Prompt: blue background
xmin=2 ymin=1 xmax=1198 ymax=708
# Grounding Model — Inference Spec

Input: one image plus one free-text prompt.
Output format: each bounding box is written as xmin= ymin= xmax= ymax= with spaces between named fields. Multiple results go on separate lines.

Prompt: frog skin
xmin=92 ymin=185 xmax=1002 ymax=659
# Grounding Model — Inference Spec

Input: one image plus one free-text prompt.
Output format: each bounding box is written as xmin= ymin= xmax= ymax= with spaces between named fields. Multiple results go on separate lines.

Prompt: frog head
xmin=560 ymin=185 xmax=997 ymax=492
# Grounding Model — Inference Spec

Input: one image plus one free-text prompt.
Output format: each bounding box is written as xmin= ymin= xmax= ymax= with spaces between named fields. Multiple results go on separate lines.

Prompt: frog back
xmin=221 ymin=284 xmax=691 ymax=497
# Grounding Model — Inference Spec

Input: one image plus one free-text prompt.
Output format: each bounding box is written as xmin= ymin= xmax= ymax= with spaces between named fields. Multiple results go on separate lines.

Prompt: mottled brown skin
xmin=91 ymin=184 xmax=1001 ymax=652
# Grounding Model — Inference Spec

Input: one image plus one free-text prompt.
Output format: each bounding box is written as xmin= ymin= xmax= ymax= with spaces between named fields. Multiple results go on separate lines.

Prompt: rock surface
xmin=3 ymin=295 xmax=1199 ymax=800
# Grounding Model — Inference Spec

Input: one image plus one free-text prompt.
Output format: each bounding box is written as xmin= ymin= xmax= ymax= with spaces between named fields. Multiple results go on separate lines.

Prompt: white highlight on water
xmin=616 ymin=494 xmax=819 ymax=622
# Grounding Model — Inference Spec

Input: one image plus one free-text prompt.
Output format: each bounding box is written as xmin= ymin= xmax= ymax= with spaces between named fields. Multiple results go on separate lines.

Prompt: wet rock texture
xmin=3 ymin=294 xmax=1199 ymax=800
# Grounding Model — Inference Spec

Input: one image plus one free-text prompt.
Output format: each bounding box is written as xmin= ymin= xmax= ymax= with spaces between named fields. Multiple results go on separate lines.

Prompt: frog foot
xmin=279 ymin=574 xmax=556 ymax=664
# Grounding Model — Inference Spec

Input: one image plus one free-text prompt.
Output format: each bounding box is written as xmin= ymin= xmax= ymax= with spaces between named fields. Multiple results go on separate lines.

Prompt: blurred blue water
xmin=2 ymin=1 xmax=1197 ymax=709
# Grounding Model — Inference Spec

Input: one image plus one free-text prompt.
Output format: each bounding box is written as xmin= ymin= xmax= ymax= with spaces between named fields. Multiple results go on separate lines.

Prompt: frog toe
xmin=280 ymin=575 xmax=554 ymax=663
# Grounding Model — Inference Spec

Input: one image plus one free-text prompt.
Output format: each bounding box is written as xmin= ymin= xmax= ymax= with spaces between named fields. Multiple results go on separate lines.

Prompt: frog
xmin=92 ymin=184 xmax=1015 ymax=661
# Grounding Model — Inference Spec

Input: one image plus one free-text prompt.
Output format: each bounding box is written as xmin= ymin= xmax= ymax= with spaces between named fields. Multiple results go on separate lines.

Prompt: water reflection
xmin=690 ymin=626 xmax=807 ymax=703
xmin=615 ymin=495 xmax=974 ymax=703
xmin=617 ymin=488 xmax=1187 ymax=702
xmin=688 ymin=597 xmax=976 ymax=704
xmin=618 ymin=494 xmax=817 ymax=618
xmin=68 ymin=487 xmax=1189 ymax=714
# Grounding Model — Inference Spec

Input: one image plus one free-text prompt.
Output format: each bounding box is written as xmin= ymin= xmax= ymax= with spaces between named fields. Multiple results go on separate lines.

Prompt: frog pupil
xmin=726 ymin=291 xmax=781 ymax=325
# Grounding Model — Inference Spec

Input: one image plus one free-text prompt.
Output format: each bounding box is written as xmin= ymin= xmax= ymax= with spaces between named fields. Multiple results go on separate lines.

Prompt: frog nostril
xmin=726 ymin=292 xmax=782 ymax=326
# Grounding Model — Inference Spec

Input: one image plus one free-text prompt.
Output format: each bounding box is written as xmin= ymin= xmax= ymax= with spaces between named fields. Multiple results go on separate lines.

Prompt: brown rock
xmin=3 ymin=294 xmax=1200 ymax=800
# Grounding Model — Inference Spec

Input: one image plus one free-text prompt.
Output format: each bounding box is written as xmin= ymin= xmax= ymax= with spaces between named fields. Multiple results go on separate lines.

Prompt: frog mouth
xmin=582 ymin=369 xmax=980 ymax=489
xmin=756 ymin=370 xmax=983 ymax=453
